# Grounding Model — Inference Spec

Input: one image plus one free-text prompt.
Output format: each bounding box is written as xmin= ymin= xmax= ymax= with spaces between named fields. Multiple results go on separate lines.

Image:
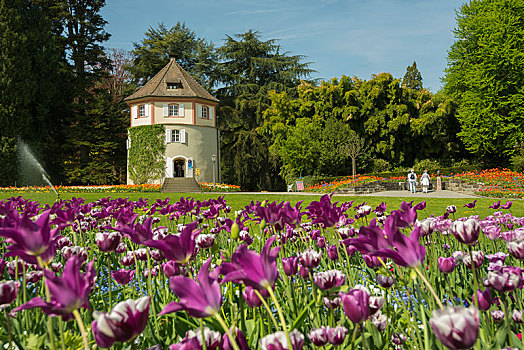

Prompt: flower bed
xmin=305 ymin=175 xmax=385 ymax=192
xmin=453 ymin=168 xmax=524 ymax=198
xmin=199 ymin=182 xmax=241 ymax=192
xmin=0 ymin=194 xmax=522 ymax=349
xmin=0 ymin=184 xmax=162 ymax=193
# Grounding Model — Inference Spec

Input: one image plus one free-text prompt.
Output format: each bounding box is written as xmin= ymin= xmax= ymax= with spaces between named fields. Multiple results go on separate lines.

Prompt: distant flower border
xmin=0 ymin=184 xmax=162 ymax=193
xmin=199 ymin=182 xmax=241 ymax=192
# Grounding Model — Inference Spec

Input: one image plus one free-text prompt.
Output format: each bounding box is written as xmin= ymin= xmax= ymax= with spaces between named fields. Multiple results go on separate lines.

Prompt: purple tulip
xmin=489 ymin=201 xmax=501 ymax=209
xmin=447 ymin=205 xmax=457 ymax=214
xmin=340 ymin=286 xmax=373 ymax=324
xmin=486 ymin=266 xmax=523 ymax=292
xmin=177 ymin=326 xmax=221 ymax=350
xmin=260 ymin=329 xmax=304 ymax=350
xmin=438 ymin=257 xmax=456 ymax=274
xmin=430 ymin=306 xmax=479 ymax=350
xmin=474 ymin=288 xmax=492 ymax=311
xmin=326 ymin=326 xmax=348 ymax=346
xmin=491 ymin=310 xmax=504 ymax=322
xmin=483 ymin=225 xmax=501 ymax=240
xmin=280 ymin=201 xmax=304 ymax=228
xmin=463 ymin=200 xmax=477 ymax=209
xmin=451 ymin=219 xmax=480 ymax=245
xmin=96 ymin=231 xmax=122 ymax=253
xmin=196 ymin=233 xmax=216 ymax=249
xmin=91 ymin=296 xmax=151 ymax=348
xmin=145 ymin=222 xmax=200 ymax=264
xmin=463 ymin=251 xmax=484 ymax=269
xmin=13 ymin=256 xmax=96 ymax=320
xmin=512 ymin=309 xmax=523 ymax=323
xmin=221 ymin=237 xmax=280 ymax=290
xmin=114 ymin=215 xmax=154 ymax=245
xmin=160 ymin=257 xmax=221 ymax=318
xmin=163 ymin=261 xmax=182 ymax=278
xmin=308 ymin=327 xmax=328 ymax=347
xmin=363 ymin=254 xmax=382 ymax=269
xmin=111 ymin=269 xmax=135 ymax=286
xmin=299 ymin=249 xmax=322 ymax=268
xmin=374 ymin=202 xmax=387 ymax=216
xmin=222 ymin=328 xmax=249 ymax=350
xmin=507 ymin=239 xmax=524 ymax=260
xmin=371 ymin=311 xmax=388 ymax=331
xmin=313 ymin=270 xmax=346 ymax=291
xmin=0 ymin=281 xmax=19 ymax=309
xmin=0 ymin=210 xmax=62 ymax=265
xmin=306 ymin=194 xmax=346 ymax=228
xmin=377 ymin=274 xmax=395 ymax=288
xmin=501 ymin=200 xmax=513 ymax=210
xmin=120 ymin=253 xmax=135 ymax=267
xmin=26 ymin=270 xmax=43 ymax=283
xmin=61 ymin=246 xmax=88 ymax=263
xmin=327 ymin=245 xmax=339 ymax=261
xmin=323 ymin=297 xmax=341 ymax=309
xmin=281 ymin=257 xmax=299 ymax=276
xmin=370 ymin=225 xmax=426 ymax=268
xmin=243 ymin=286 xmax=268 ymax=308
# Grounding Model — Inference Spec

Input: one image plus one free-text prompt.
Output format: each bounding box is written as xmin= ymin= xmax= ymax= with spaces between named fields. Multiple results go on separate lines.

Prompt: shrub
xmin=413 ymin=159 xmax=441 ymax=173
xmin=371 ymin=159 xmax=391 ymax=173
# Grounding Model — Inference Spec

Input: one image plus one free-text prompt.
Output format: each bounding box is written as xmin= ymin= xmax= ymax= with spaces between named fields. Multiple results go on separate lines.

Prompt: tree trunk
xmin=352 ymin=157 xmax=356 ymax=179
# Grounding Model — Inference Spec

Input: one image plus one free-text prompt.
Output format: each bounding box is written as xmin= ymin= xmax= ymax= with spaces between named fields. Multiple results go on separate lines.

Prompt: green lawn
xmin=0 ymin=191 xmax=522 ymax=218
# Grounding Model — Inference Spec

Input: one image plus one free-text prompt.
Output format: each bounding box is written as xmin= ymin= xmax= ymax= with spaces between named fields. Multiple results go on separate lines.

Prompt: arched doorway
xmin=174 ymin=158 xmax=185 ymax=177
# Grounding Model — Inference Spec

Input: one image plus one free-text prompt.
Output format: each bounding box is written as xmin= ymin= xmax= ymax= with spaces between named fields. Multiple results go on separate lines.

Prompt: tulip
xmin=298 ymin=266 xmax=310 ymax=279
xmin=483 ymin=225 xmax=501 ymax=240
xmin=474 ymin=288 xmax=492 ymax=311
xmin=451 ymin=219 xmax=480 ymax=245
xmin=463 ymin=200 xmax=477 ymax=209
xmin=61 ymin=246 xmax=88 ymax=263
xmin=371 ymin=310 xmax=388 ymax=331
xmin=91 ymin=296 xmax=151 ymax=348
xmin=0 ymin=210 xmax=62 ymax=265
xmin=222 ymin=328 xmax=249 ymax=350
xmin=507 ymin=239 xmax=524 ymax=260
xmin=486 ymin=252 xmax=507 ymax=263
xmin=160 ymin=257 xmax=221 ymax=318
xmin=513 ymin=310 xmax=523 ymax=323
xmin=13 ymin=256 xmax=96 ymax=320
xmin=486 ymin=266 xmax=523 ymax=292
xmin=196 ymin=233 xmax=216 ymax=249
xmin=96 ymin=231 xmax=121 ymax=252
xmin=327 ymin=245 xmax=339 ymax=261
xmin=326 ymin=326 xmax=348 ymax=346
xmin=179 ymin=326 xmax=221 ymax=350
xmin=26 ymin=270 xmax=43 ymax=283
xmin=306 ymin=194 xmax=346 ymax=228
xmin=501 ymin=200 xmax=513 ymax=210
xmin=447 ymin=205 xmax=457 ymax=213
xmin=111 ymin=269 xmax=135 ymax=286
xmin=463 ymin=250 xmax=484 ymax=269
xmin=0 ymin=281 xmax=19 ymax=309
xmin=491 ymin=310 xmax=504 ymax=322
xmin=221 ymin=236 xmax=280 ymax=290
xmin=145 ymin=222 xmax=200 ymax=264
xmin=323 ymin=297 xmax=340 ymax=309
xmin=430 ymin=306 xmax=479 ymax=350
xmin=377 ymin=274 xmax=395 ymax=288
xmin=308 ymin=327 xmax=328 ymax=347
xmin=243 ymin=286 xmax=268 ymax=308
xmin=437 ymin=256 xmax=455 ymax=273
xmin=260 ymin=330 xmax=304 ymax=350
xmin=163 ymin=261 xmax=181 ymax=278
xmin=299 ymin=249 xmax=322 ymax=269
xmin=340 ymin=286 xmax=373 ymax=324
xmin=282 ymin=257 xmax=299 ymax=276
xmin=489 ymin=201 xmax=501 ymax=209
xmin=313 ymin=270 xmax=346 ymax=291
xmin=363 ymin=254 xmax=382 ymax=269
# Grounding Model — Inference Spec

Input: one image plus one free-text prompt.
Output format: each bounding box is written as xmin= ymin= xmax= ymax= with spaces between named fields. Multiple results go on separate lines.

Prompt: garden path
xmin=232 ymin=190 xmax=478 ymax=198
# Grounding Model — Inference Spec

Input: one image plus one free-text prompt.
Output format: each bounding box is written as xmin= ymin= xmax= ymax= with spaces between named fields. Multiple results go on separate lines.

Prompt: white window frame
xmin=202 ymin=106 xmax=209 ymax=119
xmin=172 ymin=129 xmax=180 ymax=143
xmin=139 ymin=105 xmax=145 ymax=117
xmin=168 ymin=104 xmax=179 ymax=117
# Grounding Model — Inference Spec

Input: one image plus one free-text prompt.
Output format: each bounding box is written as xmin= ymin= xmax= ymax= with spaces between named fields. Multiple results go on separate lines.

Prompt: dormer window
xmin=167 ymin=82 xmax=183 ymax=89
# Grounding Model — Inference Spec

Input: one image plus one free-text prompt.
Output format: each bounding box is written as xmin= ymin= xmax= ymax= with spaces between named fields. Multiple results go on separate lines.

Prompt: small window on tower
xmin=168 ymin=104 xmax=179 ymax=117
xmin=172 ymin=129 xmax=180 ymax=143
xmin=167 ymin=82 xmax=183 ymax=89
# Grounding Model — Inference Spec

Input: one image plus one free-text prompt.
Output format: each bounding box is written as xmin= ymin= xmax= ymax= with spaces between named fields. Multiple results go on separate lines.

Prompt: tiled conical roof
xmin=124 ymin=57 xmax=219 ymax=102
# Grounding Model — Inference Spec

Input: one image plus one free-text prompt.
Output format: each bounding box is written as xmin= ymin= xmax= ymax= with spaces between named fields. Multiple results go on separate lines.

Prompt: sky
xmin=101 ymin=0 xmax=467 ymax=92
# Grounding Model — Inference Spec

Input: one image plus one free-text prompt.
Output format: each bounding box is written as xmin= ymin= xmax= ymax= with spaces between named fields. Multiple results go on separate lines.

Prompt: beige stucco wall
xmin=153 ymin=101 xmax=193 ymax=125
xmin=164 ymin=124 xmax=219 ymax=183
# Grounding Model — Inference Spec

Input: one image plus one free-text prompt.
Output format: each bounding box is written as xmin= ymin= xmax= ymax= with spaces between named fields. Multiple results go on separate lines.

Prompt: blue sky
xmin=102 ymin=0 xmax=467 ymax=92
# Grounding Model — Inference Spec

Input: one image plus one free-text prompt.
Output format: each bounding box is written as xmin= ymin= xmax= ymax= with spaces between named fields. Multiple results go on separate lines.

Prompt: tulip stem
xmin=266 ymin=286 xmax=293 ymax=350
xmin=502 ymin=297 xmax=514 ymax=348
xmin=72 ymin=310 xmax=89 ymax=350
xmin=468 ymin=247 xmax=480 ymax=310
xmin=4 ymin=309 xmax=13 ymax=350
xmin=414 ymin=267 xmax=444 ymax=309
xmin=37 ymin=256 xmax=56 ymax=350
xmin=350 ymin=325 xmax=359 ymax=350
xmin=107 ymin=254 xmax=112 ymax=310
xmin=254 ymin=289 xmax=280 ymax=331
xmin=214 ymin=313 xmax=240 ymax=350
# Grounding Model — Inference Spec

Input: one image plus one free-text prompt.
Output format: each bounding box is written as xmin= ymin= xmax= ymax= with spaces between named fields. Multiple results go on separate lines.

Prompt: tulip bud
xmin=474 ymin=288 xmax=492 ymax=311
xmin=377 ymin=274 xmax=395 ymax=288
xmin=231 ymin=222 xmax=240 ymax=239
xmin=451 ymin=219 xmax=480 ymax=245
xmin=491 ymin=310 xmax=504 ymax=322
xmin=430 ymin=306 xmax=479 ymax=349
xmin=326 ymin=326 xmax=348 ymax=346
xmin=0 ymin=281 xmax=19 ymax=309
xmin=282 ymin=257 xmax=299 ymax=276
xmin=513 ymin=309 xmax=523 ymax=324
xmin=308 ymin=327 xmax=328 ymax=347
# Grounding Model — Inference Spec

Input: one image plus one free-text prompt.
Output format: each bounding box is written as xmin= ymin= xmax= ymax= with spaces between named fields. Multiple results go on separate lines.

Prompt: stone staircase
xmin=161 ymin=178 xmax=201 ymax=193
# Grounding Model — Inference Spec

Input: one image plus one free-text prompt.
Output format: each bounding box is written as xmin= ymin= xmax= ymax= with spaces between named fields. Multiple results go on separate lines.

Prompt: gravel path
xmin=223 ymin=190 xmax=478 ymax=198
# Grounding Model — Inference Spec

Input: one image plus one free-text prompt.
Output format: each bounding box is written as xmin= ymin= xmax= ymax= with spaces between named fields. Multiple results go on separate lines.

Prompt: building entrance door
xmin=174 ymin=159 xmax=185 ymax=177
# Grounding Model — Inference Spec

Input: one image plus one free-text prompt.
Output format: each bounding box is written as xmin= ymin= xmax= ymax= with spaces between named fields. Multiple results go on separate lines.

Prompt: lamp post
xmin=211 ymin=154 xmax=216 ymax=188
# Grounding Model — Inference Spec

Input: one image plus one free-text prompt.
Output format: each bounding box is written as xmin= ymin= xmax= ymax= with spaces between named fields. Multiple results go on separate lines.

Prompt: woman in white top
xmin=420 ymin=170 xmax=431 ymax=193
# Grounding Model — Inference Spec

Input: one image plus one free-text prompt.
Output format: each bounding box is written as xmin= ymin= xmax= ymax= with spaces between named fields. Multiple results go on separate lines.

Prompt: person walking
xmin=420 ymin=170 xmax=431 ymax=193
xmin=407 ymin=169 xmax=417 ymax=193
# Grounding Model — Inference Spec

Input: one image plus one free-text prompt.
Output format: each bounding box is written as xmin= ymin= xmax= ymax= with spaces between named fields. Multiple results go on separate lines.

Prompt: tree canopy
xmin=443 ymin=0 xmax=524 ymax=164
